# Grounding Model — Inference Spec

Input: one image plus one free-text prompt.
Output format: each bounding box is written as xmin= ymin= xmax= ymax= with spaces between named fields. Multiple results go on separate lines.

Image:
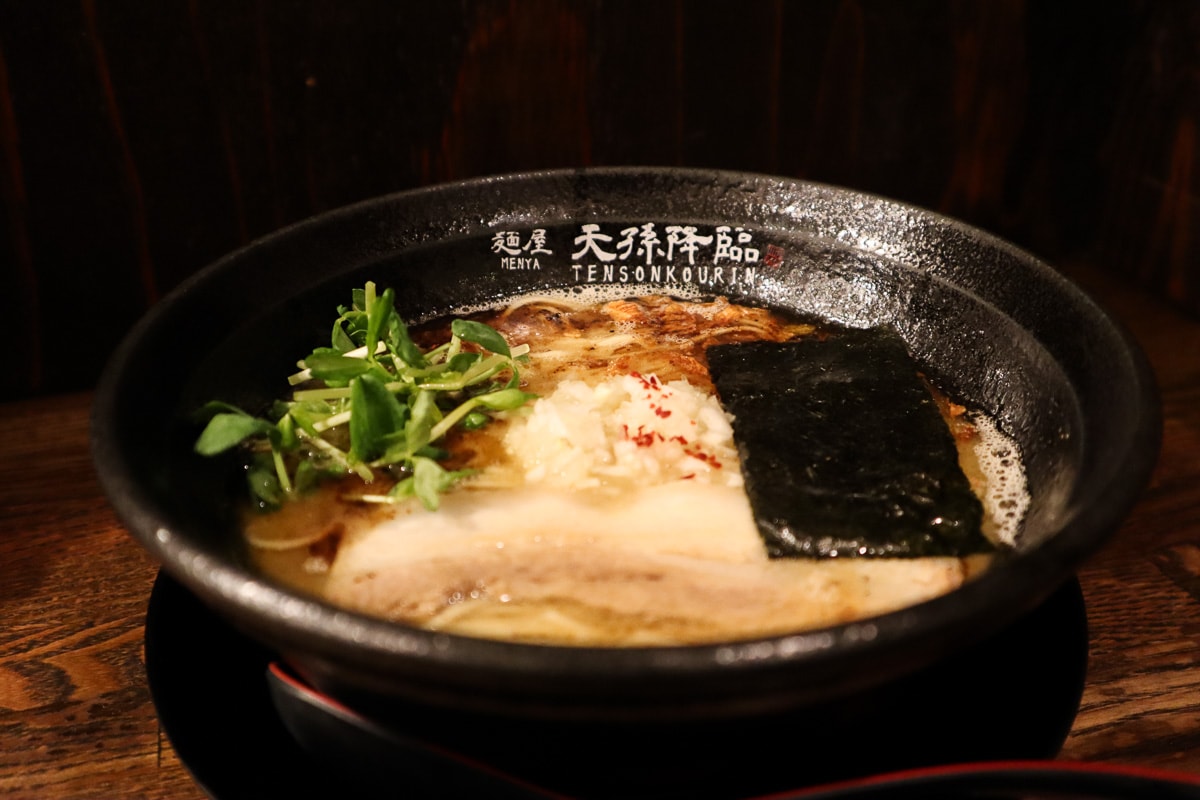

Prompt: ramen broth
xmin=245 ymin=293 xmax=1028 ymax=646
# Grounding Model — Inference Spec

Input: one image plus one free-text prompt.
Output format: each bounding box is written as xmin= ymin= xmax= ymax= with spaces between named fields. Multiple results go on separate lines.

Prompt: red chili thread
xmin=627 ymin=425 xmax=660 ymax=448
xmin=631 ymin=371 xmax=661 ymax=392
xmin=684 ymin=448 xmax=722 ymax=468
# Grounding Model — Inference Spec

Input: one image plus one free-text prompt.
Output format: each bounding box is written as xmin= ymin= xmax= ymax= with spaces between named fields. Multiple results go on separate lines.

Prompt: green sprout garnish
xmin=194 ymin=281 xmax=535 ymax=511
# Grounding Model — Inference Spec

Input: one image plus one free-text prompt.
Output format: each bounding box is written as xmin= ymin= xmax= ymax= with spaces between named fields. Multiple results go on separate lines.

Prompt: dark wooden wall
xmin=1 ymin=1 xmax=1196 ymax=399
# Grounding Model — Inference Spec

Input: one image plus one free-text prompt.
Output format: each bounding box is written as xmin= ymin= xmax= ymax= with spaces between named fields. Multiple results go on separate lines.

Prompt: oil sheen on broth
xmin=244 ymin=292 xmax=1029 ymax=646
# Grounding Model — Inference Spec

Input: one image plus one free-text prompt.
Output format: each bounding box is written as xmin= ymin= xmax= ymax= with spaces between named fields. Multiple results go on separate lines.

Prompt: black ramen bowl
xmin=92 ymin=168 xmax=1159 ymax=726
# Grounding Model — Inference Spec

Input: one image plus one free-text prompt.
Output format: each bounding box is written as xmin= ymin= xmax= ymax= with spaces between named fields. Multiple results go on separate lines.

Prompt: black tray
xmin=145 ymin=572 xmax=1089 ymax=799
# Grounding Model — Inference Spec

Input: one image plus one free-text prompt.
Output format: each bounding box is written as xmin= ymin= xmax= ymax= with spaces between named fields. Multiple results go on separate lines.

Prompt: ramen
xmin=231 ymin=291 xmax=1028 ymax=646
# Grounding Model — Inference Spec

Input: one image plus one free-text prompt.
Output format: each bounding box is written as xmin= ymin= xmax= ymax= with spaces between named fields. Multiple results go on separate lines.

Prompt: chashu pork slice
xmin=322 ymin=481 xmax=973 ymax=646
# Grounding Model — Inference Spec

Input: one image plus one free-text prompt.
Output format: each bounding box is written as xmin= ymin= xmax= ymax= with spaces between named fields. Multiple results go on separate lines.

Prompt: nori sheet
xmin=707 ymin=329 xmax=990 ymax=558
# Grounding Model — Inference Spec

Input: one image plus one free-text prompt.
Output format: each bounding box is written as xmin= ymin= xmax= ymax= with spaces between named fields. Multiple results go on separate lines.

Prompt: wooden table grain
xmin=1 ymin=263 xmax=1198 ymax=799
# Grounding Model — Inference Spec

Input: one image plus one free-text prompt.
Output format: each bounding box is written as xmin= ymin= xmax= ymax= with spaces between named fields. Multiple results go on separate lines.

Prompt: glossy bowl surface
xmin=92 ymin=167 xmax=1160 ymax=721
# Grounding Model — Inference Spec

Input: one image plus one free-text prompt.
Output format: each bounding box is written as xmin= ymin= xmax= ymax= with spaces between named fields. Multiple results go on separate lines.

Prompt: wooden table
xmin=1 ymin=263 xmax=1198 ymax=799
